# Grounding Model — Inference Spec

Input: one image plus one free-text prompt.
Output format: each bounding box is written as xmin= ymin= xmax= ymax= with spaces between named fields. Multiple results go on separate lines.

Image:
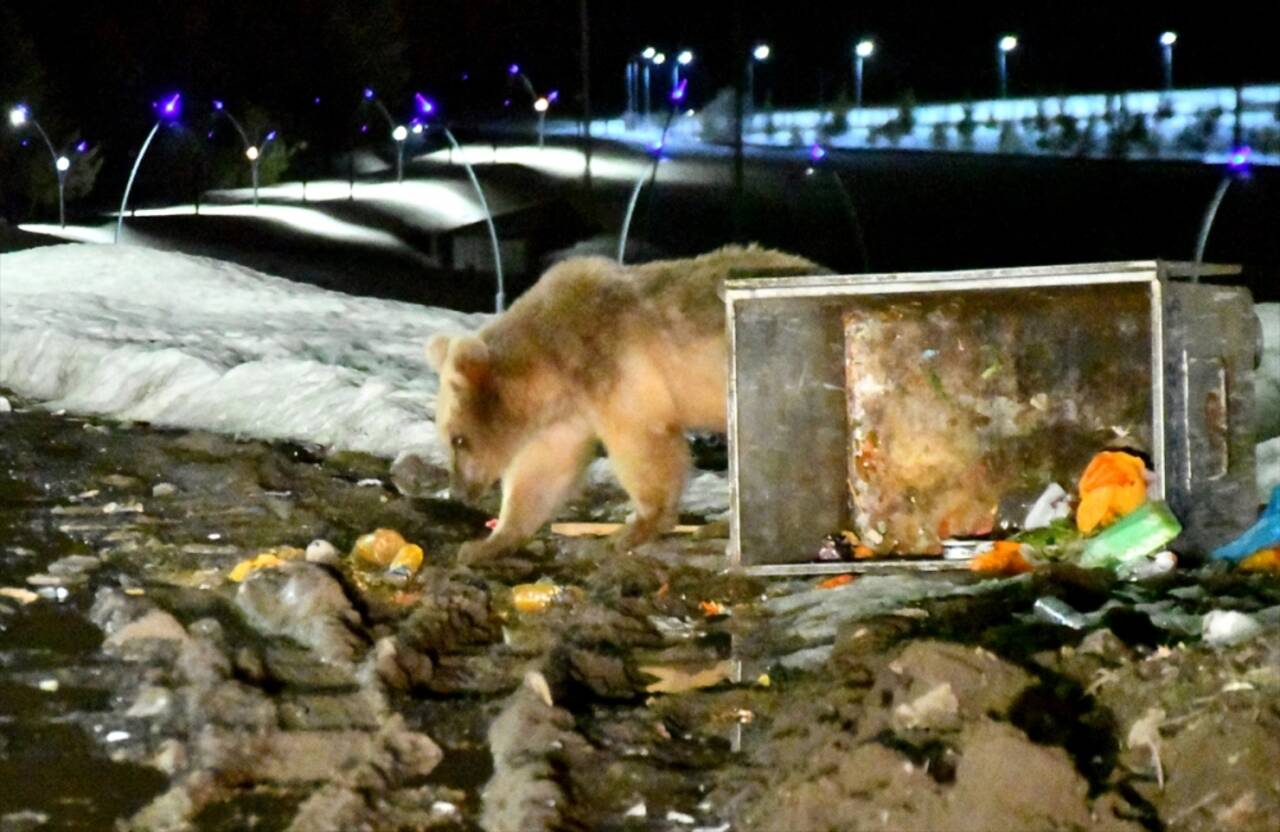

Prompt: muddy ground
xmin=2 ymin=391 xmax=1279 ymax=832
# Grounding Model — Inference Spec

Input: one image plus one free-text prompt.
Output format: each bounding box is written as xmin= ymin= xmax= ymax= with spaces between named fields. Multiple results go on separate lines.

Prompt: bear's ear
xmin=451 ymin=335 xmax=491 ymax=387
xmin=425 ymin=334 xmax=453 ymax=371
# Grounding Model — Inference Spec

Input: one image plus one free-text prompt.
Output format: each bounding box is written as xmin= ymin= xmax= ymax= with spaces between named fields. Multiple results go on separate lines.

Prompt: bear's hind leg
xmin=458 ymin=420 xmax=595 ymax=564
xmin=600 ymin=423 xmax=688 ymax=553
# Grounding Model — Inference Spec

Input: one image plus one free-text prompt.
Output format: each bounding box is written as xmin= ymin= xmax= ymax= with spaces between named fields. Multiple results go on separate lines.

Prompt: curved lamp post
xmin=8 ymin=104 xmax=77 ymax=228
xmin=1194 ymin=147 xmax=1252 ymax=269
xmin=116 ymin=93 xmax=181 ymax=243
xmin=618 ymin=79 xmax=689 ymax=263
xmin=212 ymin=100 xmax=277 ymax=207
xmin=854 ymin=39 xmax=875 ymax=109
xmin=415 ymin=93 xmax=506 ymax=312
xmin=361 ymin=87 xmax=408 ymax=183
xmin=747 ymin=43 xmax=770 ymax=111
xmin=997 ymin=35 xmax=1018 ymax=99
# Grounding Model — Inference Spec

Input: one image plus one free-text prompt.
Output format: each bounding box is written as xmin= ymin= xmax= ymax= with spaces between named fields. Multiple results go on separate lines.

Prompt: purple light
xmin=76 ymin=140 xmax=88 ymax=153
xmin=503 ymin=99 xmax=512 ymax=108
xmin=809 ymin=143 xmax=827 ymax=162
xmin=207 ymin=130 xmax=214 ymax=139
xmin=265 ymin=130 xmax=277 ymax=142
xmin=313 ymin=96 xmax=322 ymax=105
xmin=363 ymin=87 xmax=375 ymax=100
xmin=360 ymin=123 xmax=369 ymax=134
xmin=508 ymin=63 xmax=520 ymax=75
xmin=670 ymin=79 xmax=688 ymax=103
xmin=461 ymin=73 xmax=470 ymax=81
xmin=547 ymin=90 xmax=560 ymax=103
xmin=1229 ymin=146 xmax=1252 ymax=170
xmin=212 ymin=99 xmax=224 ymax=111
xmin=159 ymin=93 xmax=181 ymax=120
xmin=20 ymin=139 xmax=29 ymax=147
xmin=649 ymin=139 xmax=665 ymax=155
xmin=414 ymin=92 xmax=436 ymax=116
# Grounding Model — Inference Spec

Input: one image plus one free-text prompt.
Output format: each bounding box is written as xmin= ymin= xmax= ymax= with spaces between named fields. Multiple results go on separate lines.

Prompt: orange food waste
xmin=969 ymin=541 xmax=1032 ymax=575
xmin=699 ymin=600 xmax=728 ymax=617
xmin=818 ymin=574 xmax=855 ymax=590
xmin=1239 ymin=548 xmax=1280 ymax=574
xmin=1076 ymin=451 xmax=1147 ymax=534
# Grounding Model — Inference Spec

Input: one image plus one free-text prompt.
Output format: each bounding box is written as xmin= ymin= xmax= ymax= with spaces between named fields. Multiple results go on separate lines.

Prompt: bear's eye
xmin=451 ymin=435 xmax=468 ymax=452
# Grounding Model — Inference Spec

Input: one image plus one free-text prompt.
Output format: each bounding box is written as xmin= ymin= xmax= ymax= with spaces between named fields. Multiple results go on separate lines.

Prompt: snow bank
xmin=0 ymin=244 xmax=732 ymax=514
xmin=0 ymin=244 xmax=484 ymax=467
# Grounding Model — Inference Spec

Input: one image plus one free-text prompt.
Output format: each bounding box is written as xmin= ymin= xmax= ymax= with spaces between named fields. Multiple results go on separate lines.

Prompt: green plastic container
xmin=1079 ymin=501 xmax=1182 ymax=570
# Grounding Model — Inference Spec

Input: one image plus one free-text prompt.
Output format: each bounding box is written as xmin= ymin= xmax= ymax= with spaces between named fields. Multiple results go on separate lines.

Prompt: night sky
xmin=3 ymin=1 xmax=1277 ymax=194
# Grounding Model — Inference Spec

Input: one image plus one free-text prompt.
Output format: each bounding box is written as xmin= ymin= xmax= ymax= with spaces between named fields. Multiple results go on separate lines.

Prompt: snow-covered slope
xmin=0 ymin=244 xmax=484 ymax=467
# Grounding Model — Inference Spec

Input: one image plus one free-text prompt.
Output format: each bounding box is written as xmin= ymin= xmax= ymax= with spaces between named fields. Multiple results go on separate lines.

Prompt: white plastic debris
xmin=666 ymin=810 xmax=696 ymax=825
xmin=624 ymin=802 xmax=647 ymax=818
xmin=0 ymin=587 xmax=39 ymax=605
xmin=1024 ymin=483 xmax=1071 ymax=530
xmin=0 ymin=395 xmax=11 ymax=413
xmin=151 ymin=483 xmax=178 ymax=498
xmin=1118 ymin=550 xmax=1178 ymax=581
xmin=1126 ymin=706 xmax=1165 ymax=790
xmin=356 ymin=478 xmax=383 ymax=487
xmin=430 ymin=801 xmax=459 ymax=817
xmin=1202 ymin=610 xmax=1263 ymax=646
xmin=105 ymin=730 xmax=131 ymax=743
xmin=38 ymin=679 xmax=59 ymax=692
xmin=305 ymin=539 xmax=340 ymax=565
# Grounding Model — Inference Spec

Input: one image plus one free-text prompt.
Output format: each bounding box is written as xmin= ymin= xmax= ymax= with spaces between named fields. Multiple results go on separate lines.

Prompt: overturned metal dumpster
xmin=726 ymin=261 xmax=1259 ymax=575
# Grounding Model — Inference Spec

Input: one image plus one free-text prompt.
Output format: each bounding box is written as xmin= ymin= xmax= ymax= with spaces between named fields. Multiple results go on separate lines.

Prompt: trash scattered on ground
xmin=351 ymin=528 xmax=410 ymax=566
xmin=511 ymin=581 xmax=571 ymax=614
xmin=1212 ymin=485 xmax=1280 ymax=562
xmin=894 ymin=682 xmax=960 ymax=730
xmin=388 ymin=543 xmax=424 ymax=578
xmin=818 ymin=574 xmax=855 ymax=589
xmin=38 ymin=679 xmax=59 ymax=692
xmin=1033 ymin=596 xmax=1088 ymax=630
xmin=1117 ymin=550 xmax=1178 ymax=581
xmin=755 ymin=674 xmax=771 ymax=687
xmin=1239 ymin=548 xmax=1280 ymax=573
xmin=1024 ymin=482 xmax=1071 ymax=530
xmin=699 ymin=600 xmax=729 ymax=617
xmin=625 ymin=802 xmax=647 ymax=818
xmin=1076 ymin=450 xmax=1147 ymax=533
xmin=101 ymin=501 xmax=145 ymax=515
xmin=1202 ymin=610 xmax=1264 ymax=646
xmin=305 ymin=538 xmax=340 ymax=565
xmin=640 ymin=661 xmax=734 ymax=695
xmin=666 ymin=810 xmax=696 ymax=825
xmin=969 ymin=541 xmax=1032 ymax=575
xmin=0 ymin=395 xmax=11 ymax=413
xmin=1078 ymin=501 xmax=1181 ymax=570
xmin=228 ymin=546 xmax=304 ymax=582
xmin=151 ymin=482 xmax=178 ymax=498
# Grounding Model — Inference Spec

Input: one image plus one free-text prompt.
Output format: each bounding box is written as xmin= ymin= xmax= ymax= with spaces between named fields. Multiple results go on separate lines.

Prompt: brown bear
xmin=426 ymin=244 xmax=824 ymax=563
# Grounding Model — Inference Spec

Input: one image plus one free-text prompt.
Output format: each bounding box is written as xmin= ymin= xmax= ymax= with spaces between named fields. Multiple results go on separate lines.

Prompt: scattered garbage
xmin=151 ymin=482 xmax=178 ymax=498
xmin=1202 ymin=610 xmax=1264 ymax=646
xmin=969 ymin=541 xmax=1032 ymax=575
xmin=228 ymin=549 xmax=298 ymax=583
xmin=305 ymin=539 xmax=340 ymax=565
xmin=1076 ymin=451 xmax=1147 ymax=533
xmin=1239 ymin=548 xmax=1280 ymax=573
xmin=511 ymin=581 xmax=571 ymax=614
xmin=38 ymin=679 xmax=59 ymax=692
xmin=1024 ymin=482 xmax=1071 ymax=530
xmin=640 ymin=660 xmax=734 ymax=695
xmin=351 ymin=528 xmax=410 ymax=566
xmin=388 ymin=543 xmax=424 ymax=578
xmin=0 ymin=395 xmax=11 ymax=413
xmin=666 ymin=810 xmax=696 ymax=825
xmin=1078 ymin=502 xmax=1181 ymax=570
xmin=1117 ymin=550 xmax=1178 ymax=581
xmin=818 ymin=574 xmax=855 ymax=589
xmin=698 ymin=600 xmax=729 ymax=617
xmin=551 ymin=521 xmax=703 ymax=537
xmin=0 ymin=587 xmax=39 ymax=605
xmin=894 ymin=682 xmax=960 ymax=730
xmin=1211 ymin=485 xmax=1280 ymax=562
xmin=104 ymin=730 xmax=131 ymax=743
xmin=1033 ymin=596 xmax=1088 ymax=630
xmin=624 ymin=802 xmax=647 ymax=818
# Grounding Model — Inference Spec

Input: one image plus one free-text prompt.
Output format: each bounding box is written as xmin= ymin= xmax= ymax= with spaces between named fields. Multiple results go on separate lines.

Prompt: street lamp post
xmin=675 ymin=50 xmax=694 ymax=92
xmin=747 ymin=43 xmax=770 ymax=111
xmin=641 ymin=47 xmax=656 ymax=118
xmin=361 ymin=87 xmax=407 ymax=183
xmin=997 ymin=35 xmax=1018 ymax=99
xmin=1160 ymin=31 xmax=1177 ymax=94
xmin=212 ymin=101 xmax=276 ymax=207
xmin=854 ymin=39 xmax=875 ymax=109
xmin=116 ymin=93 xmax=181 ymax=243
xmin=7 ymin=104 xmax=74 ymax=228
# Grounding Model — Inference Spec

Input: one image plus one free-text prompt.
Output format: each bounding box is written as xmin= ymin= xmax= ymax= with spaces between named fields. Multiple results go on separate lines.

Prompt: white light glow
xmin=999 ymin=35 xmax=1018 ymax=53
xmin=678 ymin=50 xmax=694 ymax=65
xmin=245 ymin=146 xmax=260 ymax=161
xmin=392 ymin=125 xmax=408 ymax=142
xmin=55 ymin=156 xmax=71 ymax=172
xmin=652 ymin=52 xmax=666 ymax=65
xmin=642 ymin=46 xmax=656 ymax=60
xmin=8 ymin=106 xmax=28 ymax=127
xmin=1160 ymin=31 xmax=1177 ymax=47
xmin=211 ymin=178 xmax=491 ymax=229
xmin=533 ymin=97 xmax=550 ymax=113
xmin=411 ymin=123 xmax=424 ymax=134
xmin=753 ymin=44 xmax=771 ymax=61
xmin=856 ymin=40 xmax=875 ymax=59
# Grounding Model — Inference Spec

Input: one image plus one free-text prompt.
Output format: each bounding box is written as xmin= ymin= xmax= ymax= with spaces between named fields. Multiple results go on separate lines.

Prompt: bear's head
xmin=425 ymin=333 xmax=518 ymax=504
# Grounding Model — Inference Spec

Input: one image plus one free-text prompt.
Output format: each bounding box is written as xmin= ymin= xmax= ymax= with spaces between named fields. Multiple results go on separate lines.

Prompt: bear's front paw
xmin=457 ymin=537 xmax=506 ymax=565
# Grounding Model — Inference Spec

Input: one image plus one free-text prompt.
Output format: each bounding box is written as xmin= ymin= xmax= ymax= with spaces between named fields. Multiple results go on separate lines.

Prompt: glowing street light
xmin=672 ymin=49 xmax=694 ymax=94
xmin=853 ymin=39 xmax=875 ymax=108
xmin=7 ymin=103 xmax=79 ymax=227
xmin=1160 ymin=31 xmax=1178 ymax=93
xmin=639 ymin=46 xmax=660 ymax=119
xmin=391 ymin=124 xmax=408 ymax=142
xmin=747 ymin=43 xmax=771 ymax=110
xmin=116 ymin=93 xmax=181 ymax=242
xmin=997 ymin=34 xmax=1018 ymax=99
xmin=245 ymin=145 xmax=260 ymax=161
xmin=359 ymin=88 xmax=408 ymax=183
